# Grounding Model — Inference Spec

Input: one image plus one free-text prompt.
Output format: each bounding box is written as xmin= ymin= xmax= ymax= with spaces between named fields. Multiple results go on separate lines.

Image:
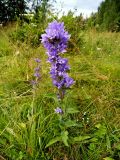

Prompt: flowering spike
xmin=41 ymin=21 xmax=74 ymax=100
xmin=41 ymin=21 xmax=70 ymax=55
xmin=31 ymin=58 xmax=41 ymax=88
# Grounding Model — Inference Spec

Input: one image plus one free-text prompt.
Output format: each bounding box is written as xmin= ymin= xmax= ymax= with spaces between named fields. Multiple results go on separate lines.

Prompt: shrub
xmin=60 ymin=11 xmax=85 ymax=52
xmin=9 ymin=22 xmax=44 ymax=47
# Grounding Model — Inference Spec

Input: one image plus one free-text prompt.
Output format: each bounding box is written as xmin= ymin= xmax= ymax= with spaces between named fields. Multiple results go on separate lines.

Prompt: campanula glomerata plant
xmin=41 ymin=21 xmax=78 ymax=148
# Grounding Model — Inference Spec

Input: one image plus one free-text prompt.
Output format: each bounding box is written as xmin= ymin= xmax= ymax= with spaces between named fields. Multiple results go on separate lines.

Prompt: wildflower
xmin=34 ymin=67 xmax=40 ymax=71
xmin=31 ymin=80 xmax=37 ymax=86
xmin=55 ymin=107 xmax=63 ymax=114
xmin=41 ymin=21 xmax=74 ymax=100
xmin=15 ymin=50 xmax=20 ymax=55
xmin=34 ymin=72 xmax=40 ymax=78
xmin=31 ymin=58 xmax=41 ymax=88
xmin=97 ymin=47 xmax=102 ymax=51
xmin=34 ymin=58 xmax=41 ymax=63
xmin=41 ymin=21 xmax=70 ymax=55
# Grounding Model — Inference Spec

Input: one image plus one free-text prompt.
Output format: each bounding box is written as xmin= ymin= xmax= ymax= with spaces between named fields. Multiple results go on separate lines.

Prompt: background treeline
xmin=87 ymin=0 xmax=120 ymax=31
xmin=0 ymin=0 xmax=50 ymax=24
xmin=0 ymin=0 xmax=26 ymax=23
xmin=0 ymin=0 xmax=120 ymax=32
xmin=0 ymin=0 xmax=120 ymax=48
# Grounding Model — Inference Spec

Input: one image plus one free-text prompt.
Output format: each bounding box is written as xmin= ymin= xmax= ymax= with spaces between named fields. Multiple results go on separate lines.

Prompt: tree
xmin=86 ymin=0 xmax=120 ymax=31
xmin=0 ymin=0 xmax=26 ymax=23
xmin=34 ymin=0 xmax=50 ymax=22
xmin=97 ymin=0 xmax=120 ymax=31
xmin=0 ymin=0 xmax=53 ymax=24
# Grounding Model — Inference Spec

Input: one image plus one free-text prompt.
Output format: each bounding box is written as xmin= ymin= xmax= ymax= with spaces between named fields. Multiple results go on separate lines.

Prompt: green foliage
xmin=73 ymin=135 xmax=91 ymax=142
xmin=0 ymin=0 xmax=26 ymax=23
xmin=60 ymin=11 xmax=85 ymax=52
xmin=103 ymin=157 xmax=114 ymax=160
xmin=34 ymin=0 xmax=52 ymax=23
xmin=98 ymin=0 xmax=120 ymax=31
xmin=9 ymin=23 xmax=44 ymax=47
xmin=87 ymin=0 xmax=120 ymax=31
xmin=0 ymin=26 xmax=120 ymax=159
xmin=9 ymin=0 xmax=55 ymax=47
xmin=86 ymin=12 xmax=97 ymax=29
xmin=0 ymin=32 xmax=12 ymax=57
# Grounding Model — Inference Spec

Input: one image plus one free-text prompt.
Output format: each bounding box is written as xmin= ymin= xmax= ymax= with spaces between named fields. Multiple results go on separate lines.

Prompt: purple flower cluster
xmin=41 ymin=21 xmax=74 ymax=100
xmin=54 ymin=107 xmax=63 ymax=114
xmin=41 ymin=21 xmax=70 ymax=55
xmin=31 ymin=58 xmax=41 ymax=88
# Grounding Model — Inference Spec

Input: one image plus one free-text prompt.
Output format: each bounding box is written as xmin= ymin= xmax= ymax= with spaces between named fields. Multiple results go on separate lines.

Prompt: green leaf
xmin=95 ymin=123 xmax=101 ymax=128
xmin=65 ymin=120 xmax=78 ymax=128
xmin=73 ymin=135 xmax=91 ymax=142
xmin=94 ymin=124 xmax=107 ymax=138
xmin=106 ymin=135 xmax=111 ymax=150
xmin=19 ymin=123 xmax=26 ymax=129
xmin=43 ymin=93 xmax=58 ymax=101
xmin=103 ymin=157 xmax=114 ymax=160
xmin=115 ymin=143 xmax=120 ymax=150
xmin=89 ymin=137 xmax=98 ymax=142
xmin=6 ymin=127 xmax=17 ymax=138
xmin=61 ymin=131 xmax=69 ymax=147
xmin=66 ymin=107 xmax=79 ymax=114
xmin=89 ymin=143 xmax=96 ymax=150
xmin=29 ymin=121 xmax=36 ymax=150
xmin=45 ymin=136 xmax=61 ymax=148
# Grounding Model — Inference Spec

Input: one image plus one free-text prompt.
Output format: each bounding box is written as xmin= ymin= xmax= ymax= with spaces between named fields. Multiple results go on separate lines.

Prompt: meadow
xmin=0 ymin=24 xmax=120 ymax=160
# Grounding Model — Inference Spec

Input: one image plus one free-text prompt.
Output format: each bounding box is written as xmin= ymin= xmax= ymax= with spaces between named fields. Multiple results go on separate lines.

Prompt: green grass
xmin=0 ymin=26 xmax=120 ymax=160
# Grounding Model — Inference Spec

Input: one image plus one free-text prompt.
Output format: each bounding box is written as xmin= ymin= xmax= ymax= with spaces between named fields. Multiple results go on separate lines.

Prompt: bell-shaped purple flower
xmin=41 ymin=21 xmax=74 ymax=100
xmin=34 ymin=58 xmax=41 ymax=63
xmin=41 ymin=21 xmax=70 ymax=55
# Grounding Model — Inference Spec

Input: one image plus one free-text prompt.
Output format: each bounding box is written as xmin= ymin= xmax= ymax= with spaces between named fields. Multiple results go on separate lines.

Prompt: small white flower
xmin=97 ymin=47 xmax=102 ymax=51
xmin=15 ymin=50 xmax=20 ymax=55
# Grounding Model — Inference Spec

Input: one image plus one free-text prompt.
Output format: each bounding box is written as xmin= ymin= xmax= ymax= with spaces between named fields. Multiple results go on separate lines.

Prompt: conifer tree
xmin=97 ymin=0 xmax=120 ymax=31
xmin=0 ymin=0 xmax=26 ymax=23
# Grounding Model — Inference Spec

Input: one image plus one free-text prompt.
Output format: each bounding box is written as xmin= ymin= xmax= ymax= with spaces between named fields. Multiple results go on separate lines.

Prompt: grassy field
xmin=0 ymin=26 xmax=120 ymax=160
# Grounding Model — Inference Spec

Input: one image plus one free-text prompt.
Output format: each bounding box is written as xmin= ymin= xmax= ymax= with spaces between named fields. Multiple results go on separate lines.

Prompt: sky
xmin=53 ymin=0 xmax=104 ymax=18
